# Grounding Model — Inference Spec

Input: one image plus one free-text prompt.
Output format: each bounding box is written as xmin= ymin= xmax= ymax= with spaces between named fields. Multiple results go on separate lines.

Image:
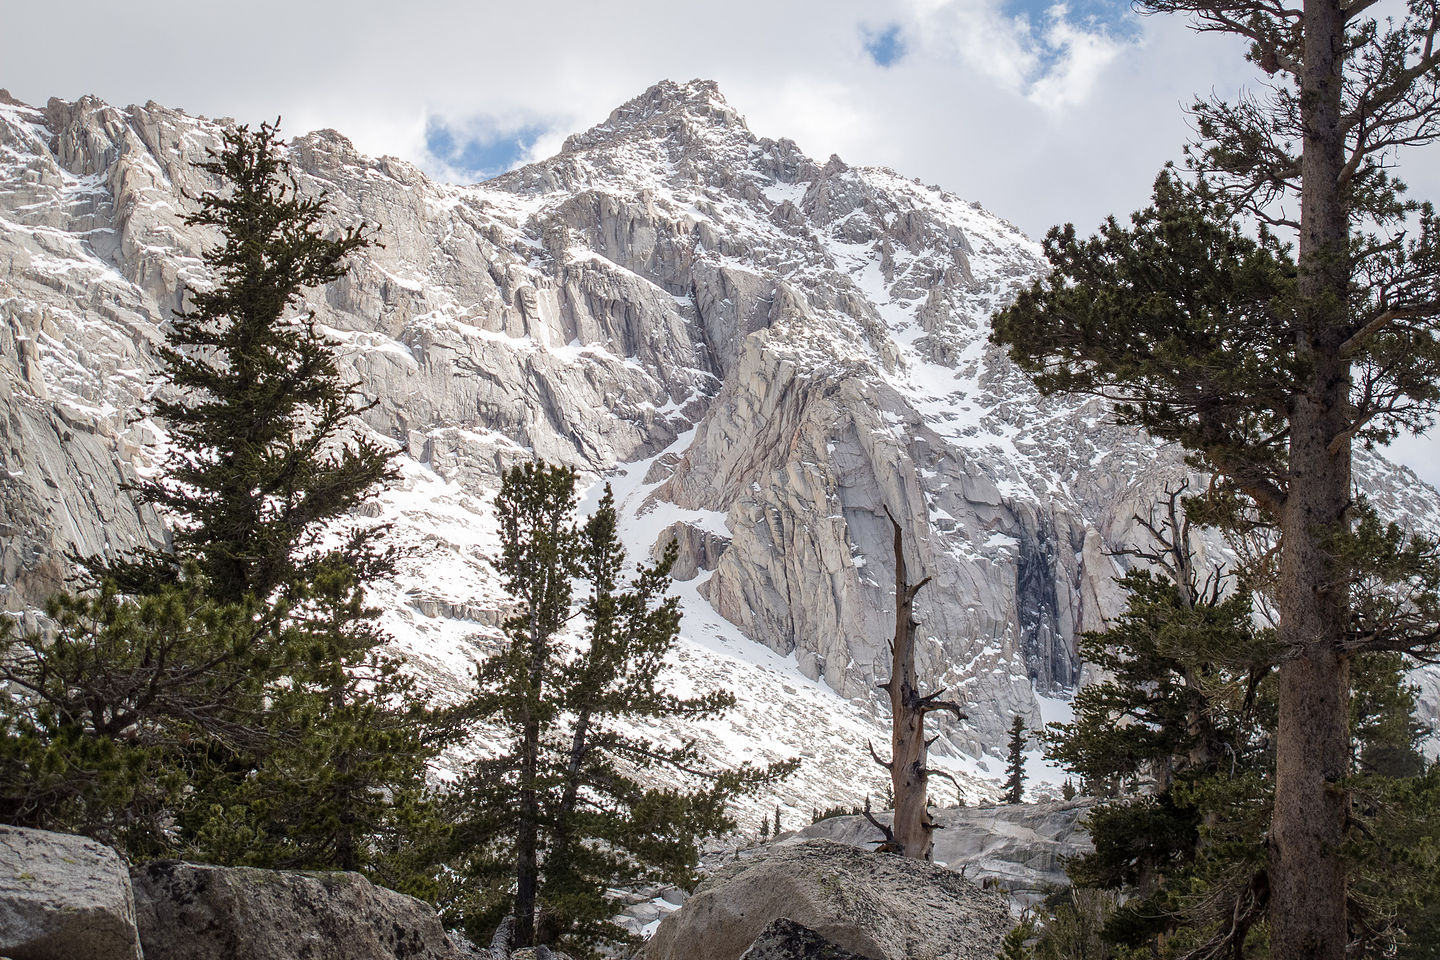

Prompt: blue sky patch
xmin=1004 ymin=0 xmax=1141 ymax=37
xmin=425 ymin=120 xmax=548 ymax=181
xmin=863 ymin=24 xmax=906 ymax=68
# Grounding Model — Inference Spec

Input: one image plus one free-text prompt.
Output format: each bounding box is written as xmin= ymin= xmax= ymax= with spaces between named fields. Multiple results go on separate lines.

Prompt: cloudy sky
xmin=5 ymin=0 xmax=1437 ymax=485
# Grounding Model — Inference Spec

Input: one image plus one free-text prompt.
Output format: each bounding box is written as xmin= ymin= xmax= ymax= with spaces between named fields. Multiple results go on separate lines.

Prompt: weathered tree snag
xmin=867 ymin=510 xmax=965 ymax=860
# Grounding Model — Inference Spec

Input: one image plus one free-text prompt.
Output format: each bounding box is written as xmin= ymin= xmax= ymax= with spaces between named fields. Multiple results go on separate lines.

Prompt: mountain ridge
xmin=2 ymin=81 xmax=1437 ymax=819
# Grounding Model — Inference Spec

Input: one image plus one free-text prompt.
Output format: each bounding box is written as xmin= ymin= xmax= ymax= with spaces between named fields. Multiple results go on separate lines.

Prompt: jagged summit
xmin=567 ymin=79 xmax=749 ymax=149
xmin=492 ymin=78 xmax=812 ymax=198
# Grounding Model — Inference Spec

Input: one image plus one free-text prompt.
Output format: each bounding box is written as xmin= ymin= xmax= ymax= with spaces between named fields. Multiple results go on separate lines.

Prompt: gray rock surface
xmin=639 ymin=839 xmax=1011 ymax=960
xmin=0 ymin=825 xmax=143 ymax=960
xmin=130 ymin=859 xmax=462 ymax=960
xmin=738 ymin=918 xmax=869 ymax=960
xmin=799 ymin=799 xmax=1095 ymax=903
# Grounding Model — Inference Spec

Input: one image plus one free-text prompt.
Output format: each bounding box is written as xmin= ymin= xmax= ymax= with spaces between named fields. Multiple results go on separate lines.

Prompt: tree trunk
xmin=515 ymin=606 xmax=549 ymax=948
xmin=1269 ymin=2 xmax=1353 ymax=957
xmin=514 ymin=706 xmax=540 ymax=948
xmin=534 ymin=710 xmax=593 ymax=946
xmin=884 ymin=515 xmax=935 ymax=860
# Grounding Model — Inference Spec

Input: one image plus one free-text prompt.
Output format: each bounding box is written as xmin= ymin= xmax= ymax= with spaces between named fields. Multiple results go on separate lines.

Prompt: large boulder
xmin=131 ymin=859 xmax=463 ymax=960
xmin=640 ymin=839 xmax=1011 ymax=960
xmin=0 ymin=825 xmax=143 ymax=960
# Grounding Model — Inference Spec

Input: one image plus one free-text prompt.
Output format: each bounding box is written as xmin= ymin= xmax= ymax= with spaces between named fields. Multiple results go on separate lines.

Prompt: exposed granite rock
xmin=651 ymin=519 xmax=729 ymax=580
xmin=0 ymin=343 xmax=167 ymax=615
xmin=0 ymin=825 xmax=143 ymax=960
xmin=799 ymin=799 xmax=1096 ymax=904
xmin=639 ymin=839 xmax=1011 ymax=960
xmin=130 ymin=859 xmax=463 ymax=960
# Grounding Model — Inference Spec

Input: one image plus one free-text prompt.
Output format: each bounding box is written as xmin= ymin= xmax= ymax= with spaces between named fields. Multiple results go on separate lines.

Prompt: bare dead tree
xmin=865 ymin=508 xmax=966 ymax=859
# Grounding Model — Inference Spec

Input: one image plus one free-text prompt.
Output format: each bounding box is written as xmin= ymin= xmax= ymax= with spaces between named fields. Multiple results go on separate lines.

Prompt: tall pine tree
xmin=118 ymin=120 xmax=392 ymax=605
xmin=994 ymin=2 xmax=1440 ymax=954
xmin=994 ymin=153 xmax=1440 ymax=956
xmin=1034 ymin=492 xmax=1440 ymax=958
xmin=1003 ymin=716 xmax=1028 ymax=804
xmin=145 ymin=121 xmax=444 ymax=883
xmin=0 ymin=122 xmax=449 ymax=887
xmin=446 ymin=462 xmax=793 ymax=955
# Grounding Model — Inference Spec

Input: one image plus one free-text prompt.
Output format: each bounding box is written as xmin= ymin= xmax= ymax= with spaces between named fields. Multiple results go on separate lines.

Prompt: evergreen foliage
xmin=445 ymin=462 xmax=794 ymax=955
xmin=1030 ymin=889 xmax=1121 ymax=960
xmin=997 ymin=913 xmax=1036 ymax=960
xmin=115 ymin=121 xmax=392 ymax=605
xmin=993 ymin=2 xmax=1440 ymax=954
xmin=0 ymin=574 xmax=260 ymax=856
xmin=0 ymin=122 xmax=447 ymax=892
xmin=144 ymin=122 xmax=438 ymax=882
xmin=1003 ymin=716 xmax=1028 ymax=804
xmin=1033 ymin=497 xmax=1440 ymax=958
xmin=1043 ymin=561 xmax=1275 ymax=955
xmin=811 ymin=803 xmax=865 ymax=824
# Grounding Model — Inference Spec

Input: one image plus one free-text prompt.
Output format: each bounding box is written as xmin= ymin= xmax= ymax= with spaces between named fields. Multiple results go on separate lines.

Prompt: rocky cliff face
xmin=2 ymin=80 xmax=1437 ymax=813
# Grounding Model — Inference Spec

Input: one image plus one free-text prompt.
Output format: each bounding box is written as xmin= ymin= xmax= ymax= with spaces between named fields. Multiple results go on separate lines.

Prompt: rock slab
xmin=131 ymin=859 xmax=461 ymax=960
xmin=640 ymin=839 xmax=1011 ymax=960
xmin=0 ymin=824 xmax=143 ymax=960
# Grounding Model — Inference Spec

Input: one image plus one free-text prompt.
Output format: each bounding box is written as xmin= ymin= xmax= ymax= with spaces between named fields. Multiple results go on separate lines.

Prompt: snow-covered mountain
xmin=2 ymin=80 xmax=1437 ymax=816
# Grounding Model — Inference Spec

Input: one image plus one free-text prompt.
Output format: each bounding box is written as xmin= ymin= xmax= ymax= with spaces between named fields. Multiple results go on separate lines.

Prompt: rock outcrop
xmin=0 ymin=825 xmax=143 ymax=960
xmin=639 ymin=839 xmax=1011 ymax=960
xmin=130 ymin=859 xmax=464 ymax=960
xmin=800 ymin=799 xmax=1096 ymax=903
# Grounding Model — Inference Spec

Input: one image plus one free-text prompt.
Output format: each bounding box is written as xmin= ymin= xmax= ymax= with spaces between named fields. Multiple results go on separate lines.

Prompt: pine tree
xmin=997 ymin=914 xmax=1036 ymax=960
xmin=128 ymin=121 xmax=445 ymax=881
xmin=447 ymin=462 xmax=793 ymax=955
xmin=1038 ymin=493 xmax=1440 ymax=957
xmin=0 ymin=575 xmax=261 ymax=857
xmin=994 ymin=3 xmax=1440 ymax=955
xmin=1003 ymin=716 xmax=1028 ymax=805
xmin=0 ymin=122 xmax=448 ymax=885
xmin=114 ymin=120 xmax=392 ymax=606
xmin=1046 ymin=563 xmax=1275 ymax=951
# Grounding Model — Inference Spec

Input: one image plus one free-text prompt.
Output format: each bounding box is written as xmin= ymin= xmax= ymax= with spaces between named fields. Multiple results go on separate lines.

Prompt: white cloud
xmin=908 ymin=1 xmax=1041 ymax=92
xmin=1027 ymin=10 xmax=1128 ymax=109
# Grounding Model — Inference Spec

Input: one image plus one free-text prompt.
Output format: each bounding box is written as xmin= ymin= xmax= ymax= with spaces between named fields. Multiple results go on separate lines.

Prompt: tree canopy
xmin=445 ymin=462 xmax=794 ymax=955
xmin=993 ymin=3 xmax=1440 ymax=952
